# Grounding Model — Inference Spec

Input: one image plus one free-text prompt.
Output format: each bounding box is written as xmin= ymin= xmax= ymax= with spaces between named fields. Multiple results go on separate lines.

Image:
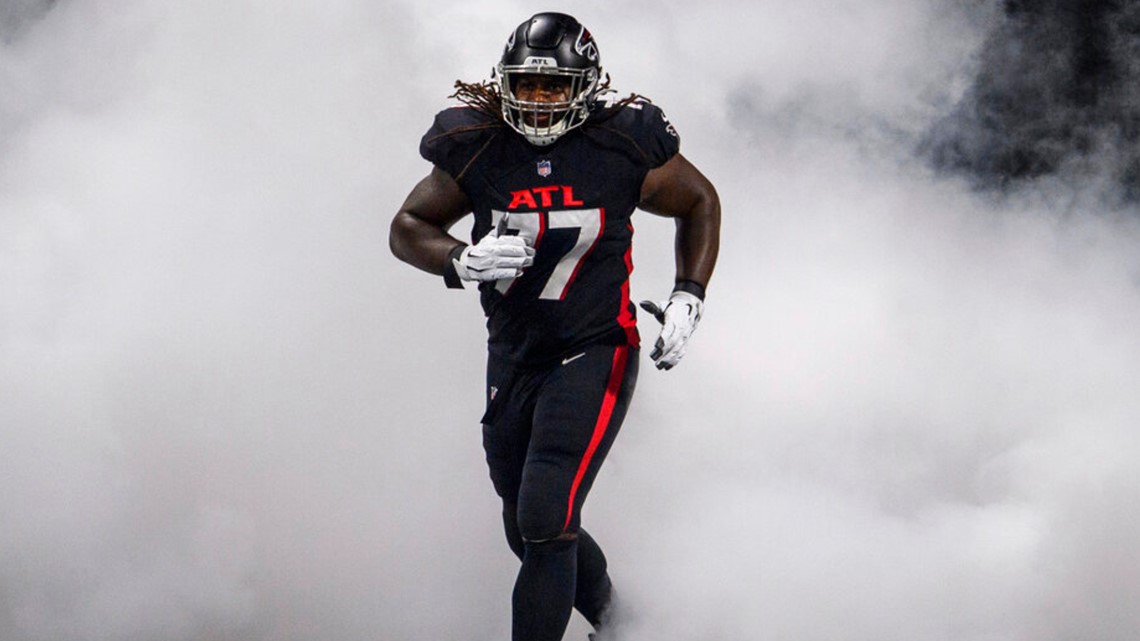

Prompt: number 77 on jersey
xmin=492 ymin=205 xmax=604 ymax=301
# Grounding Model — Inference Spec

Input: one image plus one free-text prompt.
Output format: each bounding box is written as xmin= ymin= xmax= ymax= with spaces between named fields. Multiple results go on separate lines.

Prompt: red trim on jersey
xmin=617 ymin=222 xmax=639 ymax=348
xmin=534 ymin=214 xmax=548 ymax=251
xmin=564 ymin=345 xmax=629 ymax=532
xmin=557 ymin=207 xmax=605 ymax=300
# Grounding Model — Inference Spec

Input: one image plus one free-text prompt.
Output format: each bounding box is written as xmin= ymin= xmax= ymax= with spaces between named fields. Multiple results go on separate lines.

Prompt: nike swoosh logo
xmin=561 ymin=352 xmax=586 ymax=366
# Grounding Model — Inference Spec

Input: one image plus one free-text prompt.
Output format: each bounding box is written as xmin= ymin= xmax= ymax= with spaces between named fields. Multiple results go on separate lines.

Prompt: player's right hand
xmin=452 ymin=234 xmax=535 ymax=282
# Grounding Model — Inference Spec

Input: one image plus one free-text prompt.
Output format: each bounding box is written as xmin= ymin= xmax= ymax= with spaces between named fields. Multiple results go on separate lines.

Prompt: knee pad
xmin=522 ymin=530 xmax=578 ymax=545
xmin=516 ymin=503 xmax=569 ymax=544
xmin=521 ymin=533 xmax=579 ymax=562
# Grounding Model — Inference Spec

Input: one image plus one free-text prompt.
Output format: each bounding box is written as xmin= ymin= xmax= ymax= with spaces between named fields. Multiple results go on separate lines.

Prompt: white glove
xmin=452 ymin=234 xmax=535 ymax=282
xmin=639 ymin=290 xmax=704 ymax=370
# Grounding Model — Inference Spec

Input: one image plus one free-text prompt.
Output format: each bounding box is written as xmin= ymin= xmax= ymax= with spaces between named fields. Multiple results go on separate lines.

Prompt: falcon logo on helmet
xmin=574 ymin=27 xmax=599 ymax=62
xmin=496 ymin=12 xmax=603 ymax=147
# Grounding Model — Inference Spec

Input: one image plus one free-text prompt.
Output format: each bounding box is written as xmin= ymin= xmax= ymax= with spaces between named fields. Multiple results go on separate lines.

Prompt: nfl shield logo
xmin=537 ymin=160 xmax=552 ymax=178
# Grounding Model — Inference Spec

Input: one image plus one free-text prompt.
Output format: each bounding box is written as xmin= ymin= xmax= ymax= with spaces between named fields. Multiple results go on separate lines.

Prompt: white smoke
xmin=2 ymin=2 xmax=1138 ymax=641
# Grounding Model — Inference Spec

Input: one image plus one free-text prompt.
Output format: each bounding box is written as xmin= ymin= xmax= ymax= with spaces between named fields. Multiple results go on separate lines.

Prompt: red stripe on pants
xmin=563 ymin=345 xmax=629 ymax=531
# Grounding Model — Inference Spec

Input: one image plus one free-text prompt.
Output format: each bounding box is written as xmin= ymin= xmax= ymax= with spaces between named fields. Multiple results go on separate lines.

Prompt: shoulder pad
xmin=588 ymin=96 xmax=680 ymax=167
xmin=420 ymin=107 xmax=503 ymax=180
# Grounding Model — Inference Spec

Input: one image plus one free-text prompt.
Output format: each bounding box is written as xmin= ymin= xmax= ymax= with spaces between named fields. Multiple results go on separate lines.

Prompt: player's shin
xmin=573 ymin=529 xmax=612 ymax=627
xmin=512 ymin=537 xmax=578 ymax=641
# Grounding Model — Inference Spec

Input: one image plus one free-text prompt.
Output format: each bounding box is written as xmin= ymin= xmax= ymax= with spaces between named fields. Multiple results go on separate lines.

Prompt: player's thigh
xmin=518 ymin=344 xmax=638 ymax=535
xmin=532 ymin=343 xmax=638 ymax=450
xmin=481 ymin=356 xmax=537 ymax=500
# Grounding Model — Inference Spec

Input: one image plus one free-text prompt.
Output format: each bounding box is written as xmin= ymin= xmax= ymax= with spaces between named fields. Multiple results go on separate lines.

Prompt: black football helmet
xmin=497 ymin=12 xmax=601 ymax=146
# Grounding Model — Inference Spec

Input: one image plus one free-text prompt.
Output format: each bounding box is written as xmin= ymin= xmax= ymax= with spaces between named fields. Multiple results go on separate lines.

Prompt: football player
xmin=390 ymin=12 xmax=720 ymax=641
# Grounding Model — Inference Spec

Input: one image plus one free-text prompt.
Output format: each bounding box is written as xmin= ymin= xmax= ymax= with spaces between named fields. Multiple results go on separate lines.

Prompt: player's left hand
xmin=639 ymin=290 xmax=703 ymax=370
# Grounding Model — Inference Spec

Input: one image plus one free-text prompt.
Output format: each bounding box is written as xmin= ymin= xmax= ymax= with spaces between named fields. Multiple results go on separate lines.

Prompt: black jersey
xmin=421 ymin=98 xmax=680 ymax=366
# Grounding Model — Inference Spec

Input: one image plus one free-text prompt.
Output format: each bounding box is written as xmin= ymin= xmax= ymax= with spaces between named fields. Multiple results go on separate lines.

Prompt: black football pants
xmin=482 ymin=342 xmax=638 ymax=641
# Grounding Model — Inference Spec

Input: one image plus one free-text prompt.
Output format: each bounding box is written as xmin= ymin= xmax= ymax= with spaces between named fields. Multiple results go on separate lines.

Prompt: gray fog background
xmin=3 ymin=1 xmax=1139 ymax=640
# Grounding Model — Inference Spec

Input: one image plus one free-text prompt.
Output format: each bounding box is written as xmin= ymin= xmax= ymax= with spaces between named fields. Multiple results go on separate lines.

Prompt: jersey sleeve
xmin=634 ymin=101 xmax=681 ymax=168
xmin=591 ymin=98 xmax=681 ymax=169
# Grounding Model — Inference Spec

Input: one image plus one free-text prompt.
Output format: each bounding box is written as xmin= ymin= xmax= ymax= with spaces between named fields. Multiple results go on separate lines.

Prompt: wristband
xmin=443 ymin=244 xmax=467 ymax=289
xmin=672 ymin=279 xmax=706 ymax=301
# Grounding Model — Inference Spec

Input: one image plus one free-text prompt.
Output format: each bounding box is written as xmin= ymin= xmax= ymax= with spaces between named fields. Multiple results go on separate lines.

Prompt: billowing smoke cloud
xmin=924 ymin=0 xmax=1140 ymax=202
xmin=2 ymin=2 xmax=1139 ymax=641
xmin=0 ymin=0 xmax=56 ymax=43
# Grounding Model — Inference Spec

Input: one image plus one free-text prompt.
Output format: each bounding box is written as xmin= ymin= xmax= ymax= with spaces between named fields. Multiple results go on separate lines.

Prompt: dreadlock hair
xmin=450 ymin=79 xmax=502 ymax=120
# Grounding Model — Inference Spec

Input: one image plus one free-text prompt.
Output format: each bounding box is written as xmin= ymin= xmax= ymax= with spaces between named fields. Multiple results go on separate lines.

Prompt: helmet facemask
xmin=498 ymin=64 xmax=598 ymax=146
